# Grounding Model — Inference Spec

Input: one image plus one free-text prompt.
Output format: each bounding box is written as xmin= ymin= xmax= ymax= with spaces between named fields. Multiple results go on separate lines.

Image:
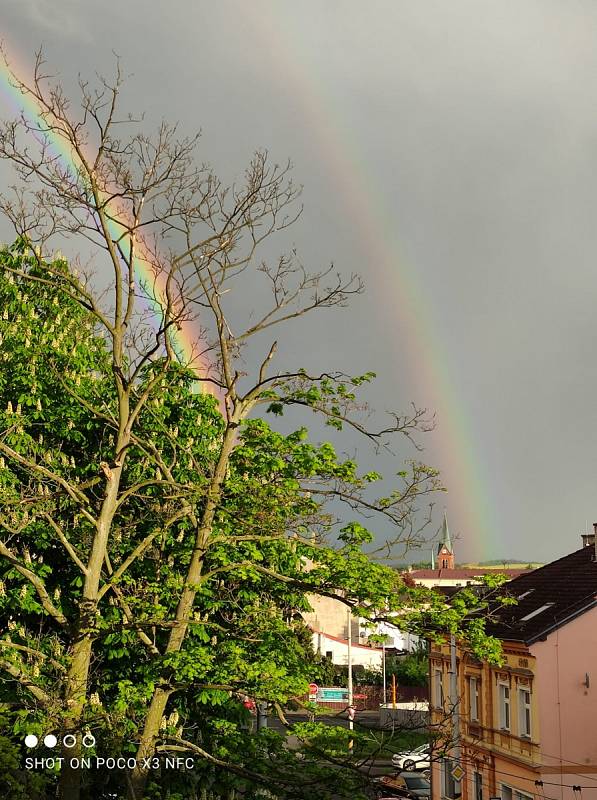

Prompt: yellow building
xmin=430 ymin=638 xmax=541 ymax=800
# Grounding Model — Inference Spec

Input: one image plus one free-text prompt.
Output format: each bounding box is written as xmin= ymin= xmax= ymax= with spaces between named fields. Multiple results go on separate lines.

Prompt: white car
xmin=391 ymin=743 xmax=430 ymax=771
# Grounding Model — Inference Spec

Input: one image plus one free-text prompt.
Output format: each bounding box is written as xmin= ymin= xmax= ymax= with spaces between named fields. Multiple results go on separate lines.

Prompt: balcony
xmin=468 ymin=726 xmax=540 ymax=766
xmin=466 ymin=721 xmax=483 ymax=740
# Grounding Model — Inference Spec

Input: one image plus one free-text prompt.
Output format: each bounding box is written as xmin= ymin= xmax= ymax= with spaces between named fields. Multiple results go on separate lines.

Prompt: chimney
xmin=581 ymin=523 xmax=597 ymax=549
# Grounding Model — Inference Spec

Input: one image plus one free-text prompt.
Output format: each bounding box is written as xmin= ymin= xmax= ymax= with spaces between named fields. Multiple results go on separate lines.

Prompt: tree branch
xmin=0 ymin=538 xmax=68 ymax=626
xmin=0 ymin=655 xmax=54 ymax=707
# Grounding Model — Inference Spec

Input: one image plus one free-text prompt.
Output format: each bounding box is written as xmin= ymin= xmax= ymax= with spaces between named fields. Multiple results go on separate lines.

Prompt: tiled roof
xmin=487 ymin=545 xmax=597 ymax=643
xmin=409 ymin=568 xmax=530 ymax=580
xmin=308 ymin=628 xmax=383 ymax=651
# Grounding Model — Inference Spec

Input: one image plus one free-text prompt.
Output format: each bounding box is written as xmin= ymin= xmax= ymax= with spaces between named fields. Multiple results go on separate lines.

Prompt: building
xmin=410 ymin=515 xmax=531 ymax=589
xmin=437 ymin=514 xmax=456 ymax=569
xmin=410 ymin=567 xmax=530 ymax=590
xmin=303 ymin=592 xmax=414 ymax=668
xmin=311 ymin=629 xmax=383 ymax=670
xmin=430 ymin=533 xmax=597 ymax=800
xmin=304 ymin=592 xmax=382 ymax=668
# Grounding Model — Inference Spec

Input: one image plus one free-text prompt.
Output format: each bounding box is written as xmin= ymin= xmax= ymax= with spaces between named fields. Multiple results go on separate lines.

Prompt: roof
xmin=438 ymin=512 xmax=453 ymax=555
xmin=436 ymin=585 xmax=468 ymax=598
xmin=309 ymin=629 xmax=383 ymax=652
xmin=487 ymin=545 xmax=597 ymax=644
xmin=409 ymin=568 xmax=530 ymax=580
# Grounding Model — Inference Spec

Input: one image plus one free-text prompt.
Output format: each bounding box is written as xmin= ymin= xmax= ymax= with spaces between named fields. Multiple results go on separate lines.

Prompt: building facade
xmin=430 ymin=538 xmax=597 ymax=800
xmin=311 ymin=629 xmax=383 ymax=670
xmin=304 ymin=592 xmax=417 ymax=667
xmin=430 ymin=638 xmax=542 ymax=800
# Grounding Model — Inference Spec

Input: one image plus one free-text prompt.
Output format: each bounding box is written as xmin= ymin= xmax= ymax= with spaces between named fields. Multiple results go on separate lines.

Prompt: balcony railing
xmin=463 ymin=722 xmax=539 ymax=764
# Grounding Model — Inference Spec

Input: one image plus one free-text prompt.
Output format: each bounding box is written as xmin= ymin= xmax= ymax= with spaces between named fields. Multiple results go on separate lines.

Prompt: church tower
xmin=437 ymin=512 xmax=455 ymax=570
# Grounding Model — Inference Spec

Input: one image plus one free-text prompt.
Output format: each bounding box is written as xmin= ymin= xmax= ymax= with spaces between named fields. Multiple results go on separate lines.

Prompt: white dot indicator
xmin=82 ymin=733 xmax=96 ymax=748
xmin=63 ymin=734 xmax=77 ymax=748
xmin=24 ymin=734 xmax=38 ymax=748
xmin=43 ymin=734 xmax=58 ymax=748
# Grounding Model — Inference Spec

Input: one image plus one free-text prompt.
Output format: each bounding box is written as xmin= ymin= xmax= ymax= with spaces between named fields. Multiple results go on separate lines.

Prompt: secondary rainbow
xmin=0 ymin=48 xmax=206 ymax=387
xmin=236 ymin=6 xmax=498 ymax=560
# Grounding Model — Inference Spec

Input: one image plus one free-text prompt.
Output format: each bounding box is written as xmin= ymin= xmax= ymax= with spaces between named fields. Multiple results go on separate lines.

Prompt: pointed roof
xmin=437 ymin=512 xmax=453 ymax=554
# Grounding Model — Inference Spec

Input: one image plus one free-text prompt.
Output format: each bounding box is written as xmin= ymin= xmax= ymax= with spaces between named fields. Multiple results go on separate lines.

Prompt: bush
xmin=387 ymin=651 xmax=428 ymax=687
xmin=0 ymin=714 xmax=49 ymax=799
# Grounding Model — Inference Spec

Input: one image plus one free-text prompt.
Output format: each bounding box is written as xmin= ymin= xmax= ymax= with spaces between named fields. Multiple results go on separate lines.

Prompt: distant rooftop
xmin=408 ymin=567 xmax=530 ymax=580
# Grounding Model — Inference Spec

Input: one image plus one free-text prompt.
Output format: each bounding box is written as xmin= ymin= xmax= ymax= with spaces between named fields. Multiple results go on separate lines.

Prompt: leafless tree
xmin=0 ymin=50 xmax=441 ymax=799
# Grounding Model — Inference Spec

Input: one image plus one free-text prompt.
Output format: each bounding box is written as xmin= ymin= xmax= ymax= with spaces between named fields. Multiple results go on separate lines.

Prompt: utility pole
xmin=256 ymin=702 xmax=268 ymax=731
xmin=382 ymin=639 xmax=387 ymax=706
xmin=347 ymin=606 xmax=354 ymax=729
xmin=450 ymin=634 xmax=461 ymax=790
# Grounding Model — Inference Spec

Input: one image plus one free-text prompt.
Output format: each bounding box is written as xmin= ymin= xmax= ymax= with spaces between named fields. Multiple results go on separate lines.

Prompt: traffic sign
xmin=308 ymin=683 xmax=319 ymax=695
xmin=451 ymin=764 xmax=465 ymax=782
xmin=318 ymin=687 xmax=347 ymax=701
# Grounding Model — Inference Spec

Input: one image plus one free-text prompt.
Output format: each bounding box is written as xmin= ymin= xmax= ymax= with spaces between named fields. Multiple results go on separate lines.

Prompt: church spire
xmin=441 ymin=511 xmax=452 ymax=553
xmin=437 ymin=512 xmax=455 ymax=569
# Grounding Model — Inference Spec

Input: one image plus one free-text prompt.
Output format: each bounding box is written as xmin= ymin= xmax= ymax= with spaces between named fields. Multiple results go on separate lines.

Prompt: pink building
xmin=431 ymin=535 xmax=597 ymax=800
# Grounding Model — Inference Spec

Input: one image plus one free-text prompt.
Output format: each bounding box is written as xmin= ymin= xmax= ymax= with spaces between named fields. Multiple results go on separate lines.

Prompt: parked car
xmin=400 ymin=772 xmax=430 ymax=799
xmin=391 ymin=743 xmax=430 ymax=771
xmin=374 ymin=771 xmax=430 ymax=800
xmin=242 ymin=697 xmax=256 ymax=713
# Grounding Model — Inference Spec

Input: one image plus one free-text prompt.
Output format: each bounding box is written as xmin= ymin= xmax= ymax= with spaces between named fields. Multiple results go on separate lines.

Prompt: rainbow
xmin=235 ymin=8 xmax=497 ymax=561
xmin=0 ymin=43 xmax=497 ymax=559
xmin=0 ymin=47 xmax=208 ymax=387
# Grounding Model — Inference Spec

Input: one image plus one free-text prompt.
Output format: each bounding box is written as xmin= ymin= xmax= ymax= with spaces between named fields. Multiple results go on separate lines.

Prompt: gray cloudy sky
xmin=2 ymin=0 xmax=597 ymax=563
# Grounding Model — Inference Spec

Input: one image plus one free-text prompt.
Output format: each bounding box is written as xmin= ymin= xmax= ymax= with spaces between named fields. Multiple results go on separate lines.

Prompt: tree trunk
xmin=59 ymin=458 xmax=125 ymax=800
xmin=58 ymin=633 xmax=93 ymax=799
xmin=129 ymin=425 xmax=238 ymax=799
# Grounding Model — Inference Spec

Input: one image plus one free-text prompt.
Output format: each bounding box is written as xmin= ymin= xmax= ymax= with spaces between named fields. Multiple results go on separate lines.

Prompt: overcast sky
xmin=2 ymin=0 xmax=597 ymax=563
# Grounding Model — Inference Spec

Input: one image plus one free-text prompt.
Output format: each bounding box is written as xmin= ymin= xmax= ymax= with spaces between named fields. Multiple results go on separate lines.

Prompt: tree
xmin=388 ymin=649 xmax=429 ymax=688
xmin=0 ymin=53 xmax=505 ymax=800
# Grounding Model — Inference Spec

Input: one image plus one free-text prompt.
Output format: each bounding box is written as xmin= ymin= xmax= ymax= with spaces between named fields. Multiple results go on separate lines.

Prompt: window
xmin=474 ymin=772 xmax=483 ymax=800
xmin=518 ymin=688 xmax=531 ymax=737
xmin=442 ymin=759 xmax=459 ymax=799
xmin=501 ymin=783 xmax=532 ymax=800
xmin=434 ymin=669 xmax=444 ymax=708
xmin=500 ymin=784 xmax=513 ymax=800
xmin=469 ymin=676 xmax=480 ymax=721
xmin=520 ymin=603 xmax=554 ymax=622
xmin=498 ymin=683 xmax=510 ymax=730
